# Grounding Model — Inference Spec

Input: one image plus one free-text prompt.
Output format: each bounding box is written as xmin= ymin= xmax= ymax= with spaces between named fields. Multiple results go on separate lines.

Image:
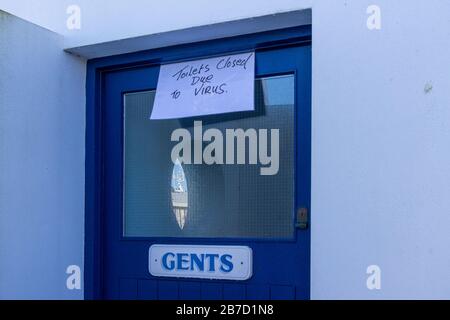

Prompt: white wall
xmin=0 ymin=0 xmax=311 ymax=48
xmin=0 ymin=11 xmax=85 ymax=299
xmin=1 ymin=0 xmax=450 ymax=299
xmin=311 ymin=0 xmax=450 ymax=299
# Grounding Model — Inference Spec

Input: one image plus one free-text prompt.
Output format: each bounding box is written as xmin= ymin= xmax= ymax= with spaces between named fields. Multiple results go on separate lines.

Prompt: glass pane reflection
xmin=171 ymin=159 xmax=188 ymax=229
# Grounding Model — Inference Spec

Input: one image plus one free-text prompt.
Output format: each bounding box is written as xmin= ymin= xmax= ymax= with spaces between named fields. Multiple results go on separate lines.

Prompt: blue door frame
xmin=85 ymin=25 xmax=311 ymax=300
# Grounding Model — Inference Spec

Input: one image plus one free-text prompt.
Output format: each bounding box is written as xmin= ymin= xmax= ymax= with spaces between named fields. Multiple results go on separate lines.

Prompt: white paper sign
xmin=151 ymin=52 xmax=255 ymax=119
xmin=149 ymin=244 xmax=253 ymax=280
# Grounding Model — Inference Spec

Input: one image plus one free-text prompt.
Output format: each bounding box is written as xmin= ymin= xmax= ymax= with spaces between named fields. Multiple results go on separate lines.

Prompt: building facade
xmin=0 ymin=0 xmax=449 ymax=299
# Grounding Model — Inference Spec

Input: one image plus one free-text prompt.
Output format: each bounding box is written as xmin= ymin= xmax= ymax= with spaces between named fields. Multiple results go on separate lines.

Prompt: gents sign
xmin=149 ymin=244 xmax=253 ymax=280
xmin=151 ymin=52 xmax=255 ymax=119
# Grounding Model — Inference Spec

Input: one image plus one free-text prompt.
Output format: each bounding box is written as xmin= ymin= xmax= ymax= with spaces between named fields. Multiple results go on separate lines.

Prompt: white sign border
xmin=148 ymin=244 xmax=253 ymax=281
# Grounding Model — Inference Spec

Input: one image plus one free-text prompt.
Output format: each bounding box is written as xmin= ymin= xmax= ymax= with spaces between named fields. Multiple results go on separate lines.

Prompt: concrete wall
xmin=0 ymin=11 xmax=85 ymax=299
xmin=311 ymin=0 xmax=450 ymax=299
xmin=1 ymin=0 xmax=450 ymax=299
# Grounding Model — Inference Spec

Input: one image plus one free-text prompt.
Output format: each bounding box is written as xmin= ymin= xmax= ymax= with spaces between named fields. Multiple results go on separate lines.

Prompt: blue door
xmin=86 ymin=27 xmax=311 ymax=300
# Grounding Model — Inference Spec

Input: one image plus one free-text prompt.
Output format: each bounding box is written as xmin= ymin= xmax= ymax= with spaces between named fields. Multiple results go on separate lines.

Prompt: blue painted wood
xmin=158 ymin=280 xmax=179 ymax=300
xmin=138 ymin=280 xmax=158 ymax=300
xmin=201 ymin=283 xmax=223 ymax=300
xmin=223 ymin=284 xmax=246 ymax=300
xmin=119 ymin=279 xmax=138 ymax=300
xmin=270 ymin=285 xmax=295 ymax=300
xmin=247 ymin=285 xmax=270 ymax=300
xmin=85 ymin=25 xmax=311 ymax=300
xmin=179 ymin=282 xmax=202 ymax=300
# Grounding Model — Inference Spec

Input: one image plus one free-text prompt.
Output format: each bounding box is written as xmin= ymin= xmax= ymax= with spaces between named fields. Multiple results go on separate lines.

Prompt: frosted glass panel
xmin=123 ymin=75 xmax=294 ymax=238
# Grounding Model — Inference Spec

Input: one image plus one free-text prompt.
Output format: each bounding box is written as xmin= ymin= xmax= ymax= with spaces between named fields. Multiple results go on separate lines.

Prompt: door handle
xmin=295 ymin=207 xmax=308 ymax=229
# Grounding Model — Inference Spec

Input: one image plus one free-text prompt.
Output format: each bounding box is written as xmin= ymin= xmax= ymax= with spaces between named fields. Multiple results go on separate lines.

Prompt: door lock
xmin=296 ymin=207 xmax=308 ymax=229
